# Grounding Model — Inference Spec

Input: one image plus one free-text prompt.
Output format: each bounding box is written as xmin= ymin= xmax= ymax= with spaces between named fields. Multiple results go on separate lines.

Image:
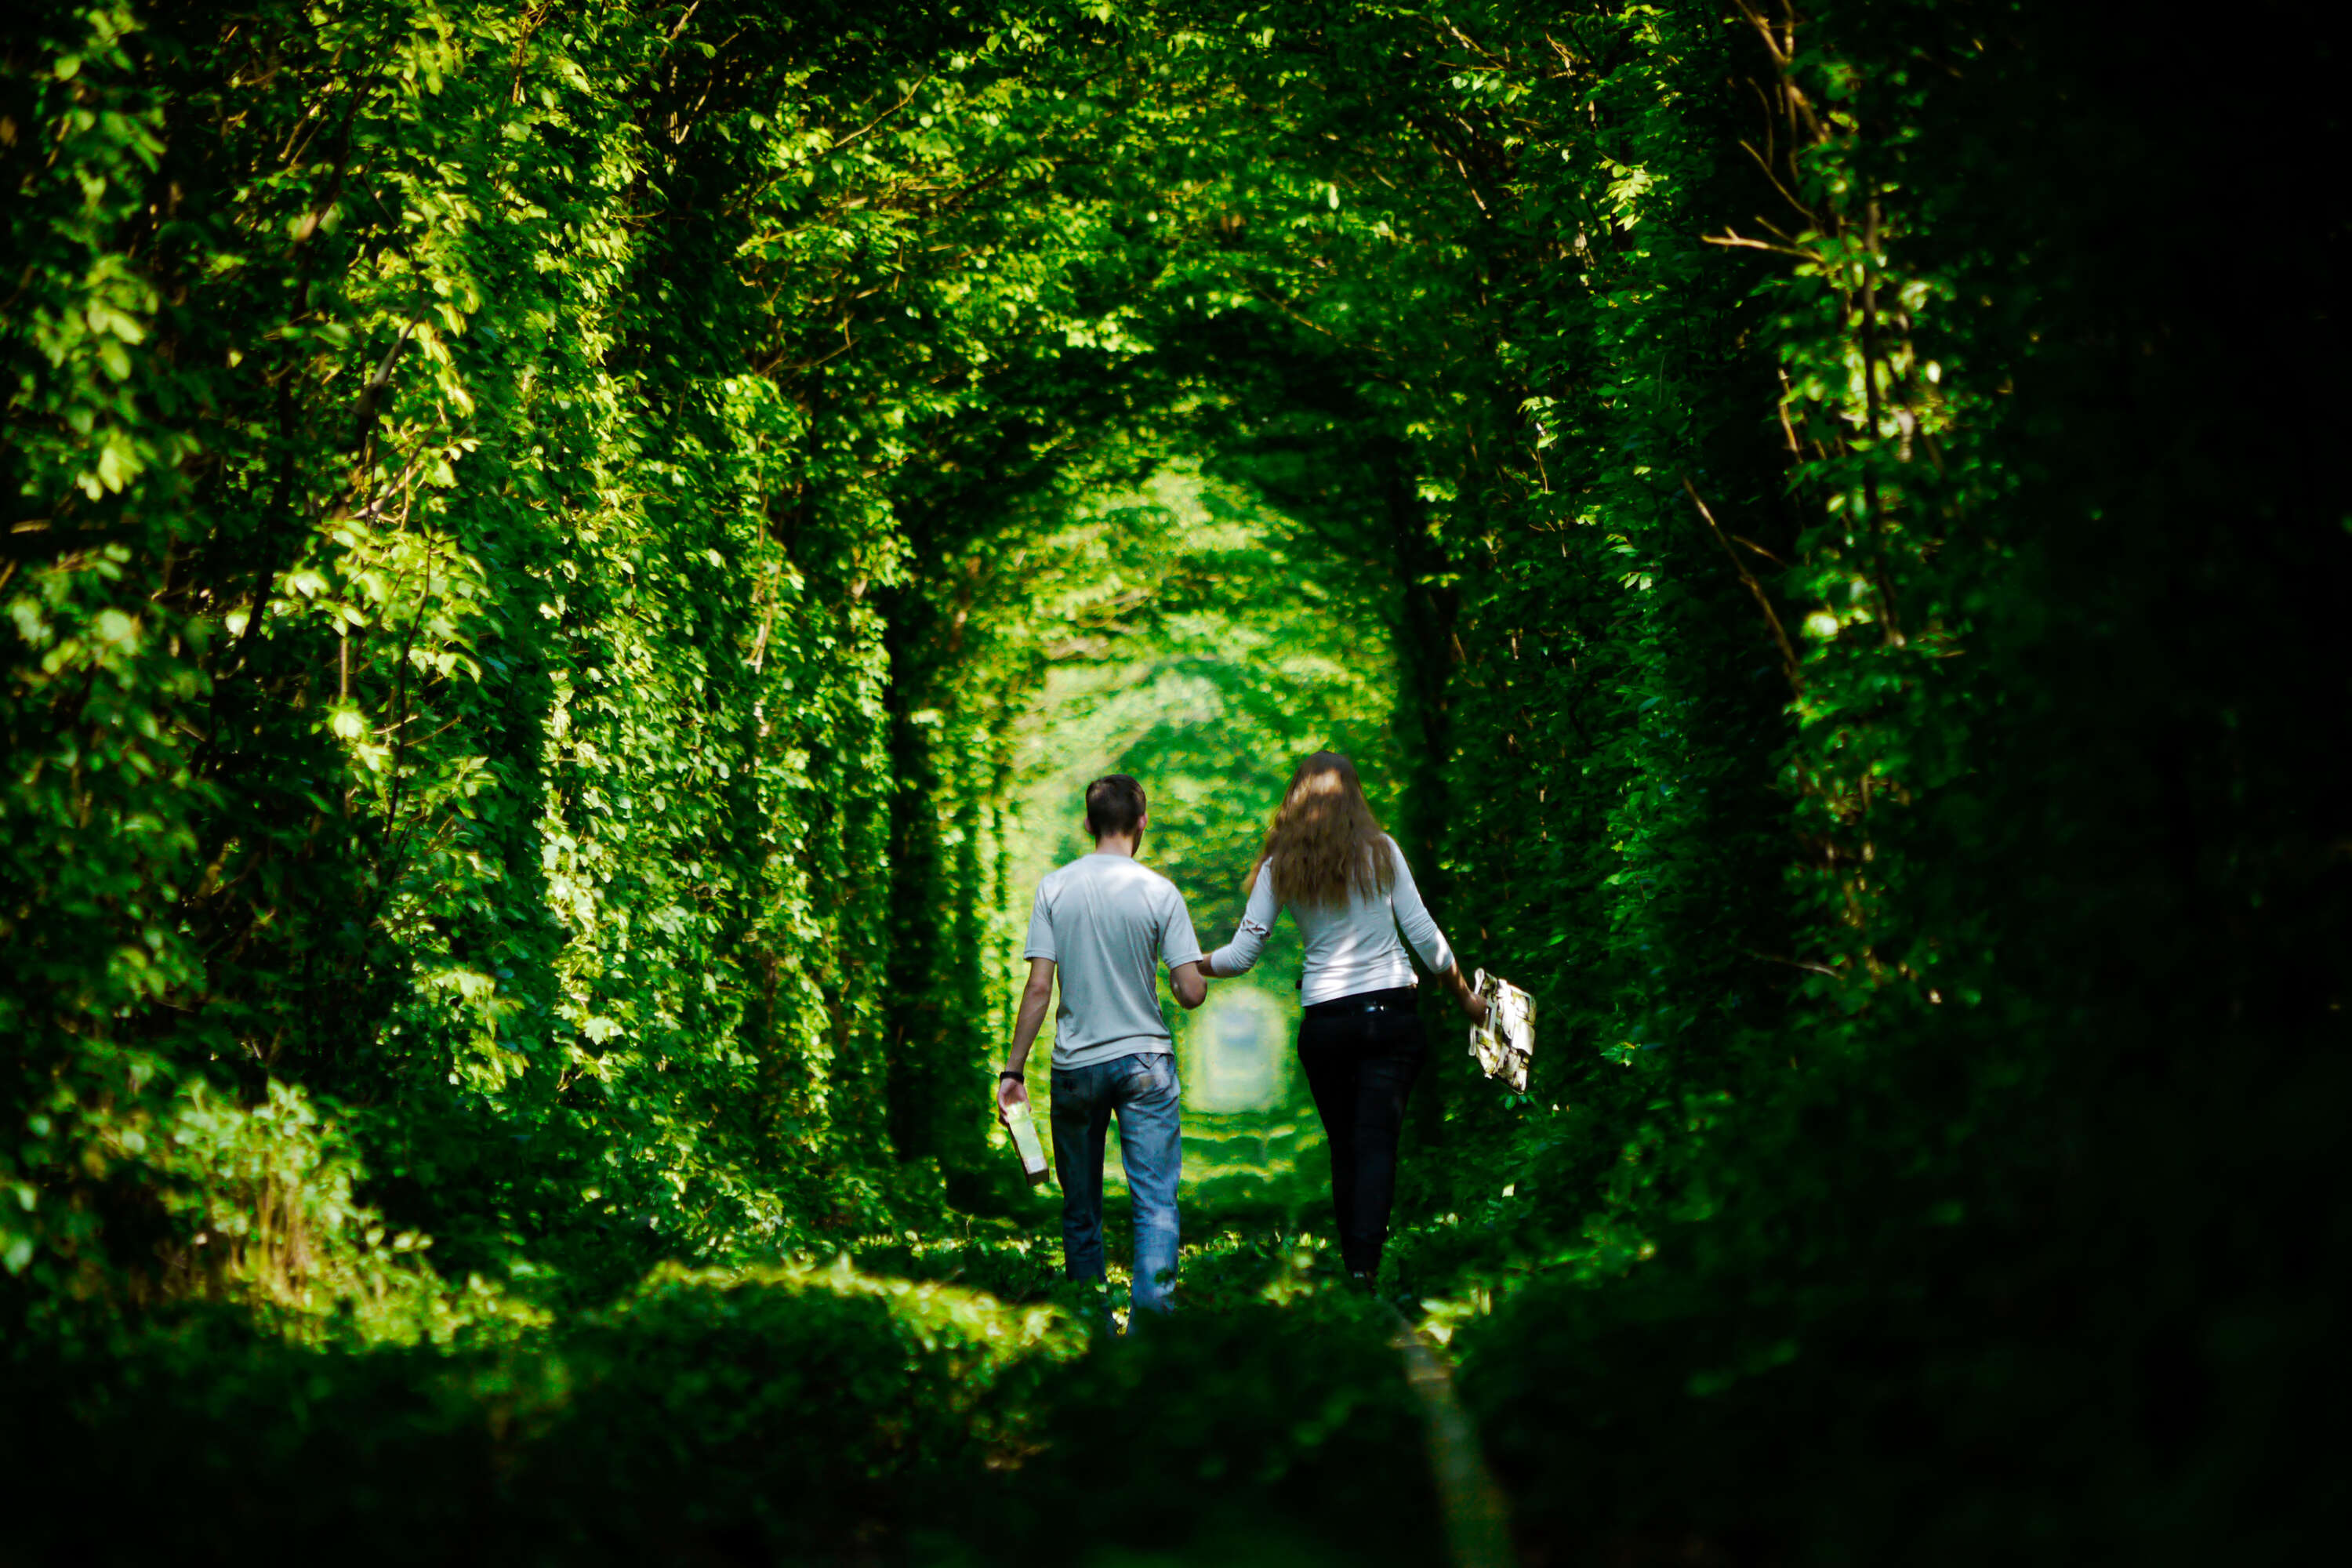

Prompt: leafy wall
xmin=2 ymin=0 xmax=1179 ymax=1303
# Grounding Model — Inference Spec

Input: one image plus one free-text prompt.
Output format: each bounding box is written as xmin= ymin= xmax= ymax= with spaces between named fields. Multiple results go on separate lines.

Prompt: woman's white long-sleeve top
xmin=1207 ymin=834 xmax=1457 ymax=1005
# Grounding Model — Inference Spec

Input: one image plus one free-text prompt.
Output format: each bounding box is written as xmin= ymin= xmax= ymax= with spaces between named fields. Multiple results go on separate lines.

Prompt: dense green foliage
xmin=5 ymin=0 xmax=2343 ymax=1561
xmin=7 ymin=1243 xmax=1436 ymax=1565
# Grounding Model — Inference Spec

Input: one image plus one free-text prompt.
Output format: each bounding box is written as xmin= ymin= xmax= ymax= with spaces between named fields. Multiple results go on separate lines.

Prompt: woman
xmin=1200 ymin=751 xmax=1486 ymax=1285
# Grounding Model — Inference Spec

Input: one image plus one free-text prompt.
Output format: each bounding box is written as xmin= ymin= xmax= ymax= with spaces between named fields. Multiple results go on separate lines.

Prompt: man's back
xmin=1000 ymin=775 xmax=1203 ymax=1321
xmin=1025 ymin=852 xmax=1202 ymax=1071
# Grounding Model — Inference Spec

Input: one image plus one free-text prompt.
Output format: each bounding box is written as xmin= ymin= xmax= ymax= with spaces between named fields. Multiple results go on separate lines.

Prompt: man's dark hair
xmin=1085 ymin=774 xmax=1147 ymax=839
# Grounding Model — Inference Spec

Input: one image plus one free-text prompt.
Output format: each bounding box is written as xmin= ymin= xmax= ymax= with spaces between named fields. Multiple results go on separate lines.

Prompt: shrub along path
xmin=6 ymin=1210 xmax=1484 ymax=1567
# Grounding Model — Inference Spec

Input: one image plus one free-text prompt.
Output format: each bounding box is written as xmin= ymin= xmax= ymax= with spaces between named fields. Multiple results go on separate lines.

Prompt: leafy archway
xmin=4 ymin=2 xmax=2343 ymax=1561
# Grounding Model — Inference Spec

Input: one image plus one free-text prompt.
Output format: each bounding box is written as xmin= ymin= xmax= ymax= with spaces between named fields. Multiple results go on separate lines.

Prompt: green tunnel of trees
xmin=2 ymin=1 xmax=2343 ymax=1562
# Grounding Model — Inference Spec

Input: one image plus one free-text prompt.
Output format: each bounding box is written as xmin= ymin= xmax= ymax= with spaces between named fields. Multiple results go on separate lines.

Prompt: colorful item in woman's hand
xmin=1469 ymin=971 xmax=1535 ymax=1093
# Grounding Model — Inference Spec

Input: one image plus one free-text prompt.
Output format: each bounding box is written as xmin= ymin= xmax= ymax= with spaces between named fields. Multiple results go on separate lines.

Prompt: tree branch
xmin=1682 ymin=476 xmax=1802 ymax=695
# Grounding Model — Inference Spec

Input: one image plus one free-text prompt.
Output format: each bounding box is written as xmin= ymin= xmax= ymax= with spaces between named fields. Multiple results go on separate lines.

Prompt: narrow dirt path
xmin=1384 ymin=1303 xmax=1515 ymax=1568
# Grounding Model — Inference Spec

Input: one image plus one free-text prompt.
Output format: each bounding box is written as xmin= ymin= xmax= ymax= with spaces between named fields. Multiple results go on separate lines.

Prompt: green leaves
xmin=0 ymin=4 xmax=2338 ymax=1562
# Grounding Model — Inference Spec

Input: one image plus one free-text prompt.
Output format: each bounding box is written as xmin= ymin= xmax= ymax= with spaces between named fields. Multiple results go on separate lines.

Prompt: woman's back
xmin=1203 ymin=749 xmax=1486 ymax=1283
xmin=1210 ymin=834 xmax=1455 ymax=1004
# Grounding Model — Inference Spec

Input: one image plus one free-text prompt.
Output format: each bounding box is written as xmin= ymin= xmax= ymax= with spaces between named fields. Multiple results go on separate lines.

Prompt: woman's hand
xmin=1444 ymin=964 xmax=1490 ymax=1024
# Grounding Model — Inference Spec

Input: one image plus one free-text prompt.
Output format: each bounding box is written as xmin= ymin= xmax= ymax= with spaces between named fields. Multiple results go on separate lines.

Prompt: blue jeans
xmin=1050 ymin=1051 xmax=1181 ymax=1315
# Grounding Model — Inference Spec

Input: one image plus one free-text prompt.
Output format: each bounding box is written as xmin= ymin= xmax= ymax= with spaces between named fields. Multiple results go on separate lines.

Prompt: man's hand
xmin=996 ymin=957 xmax=1054 ymax=1120
xmin=996 ymin=1073 xmax=1030 ymax=1118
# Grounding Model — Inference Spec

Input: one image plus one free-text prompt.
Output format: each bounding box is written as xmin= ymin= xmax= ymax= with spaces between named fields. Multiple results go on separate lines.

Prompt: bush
xmin=2 ymin=1259 xmax=1076 ymax=1566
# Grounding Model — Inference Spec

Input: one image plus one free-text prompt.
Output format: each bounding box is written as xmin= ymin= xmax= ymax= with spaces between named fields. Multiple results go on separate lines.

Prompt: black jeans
xmin=1297 ymin=986 xmax=1426 ymax=1276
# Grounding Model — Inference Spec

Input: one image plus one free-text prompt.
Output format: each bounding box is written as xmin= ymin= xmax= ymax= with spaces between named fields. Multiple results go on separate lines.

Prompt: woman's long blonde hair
xmin=1245 ymin=751 xmax=1397 ymax=908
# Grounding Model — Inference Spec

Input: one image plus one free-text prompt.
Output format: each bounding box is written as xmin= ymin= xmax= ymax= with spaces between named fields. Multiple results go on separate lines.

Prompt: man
xmin=997 ymin=774 xmax=1207 ymax=1317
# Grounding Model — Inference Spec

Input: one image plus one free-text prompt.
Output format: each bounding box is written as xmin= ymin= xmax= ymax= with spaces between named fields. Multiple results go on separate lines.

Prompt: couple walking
xmin=993 ymin=751 xmax=1490 ymax=1316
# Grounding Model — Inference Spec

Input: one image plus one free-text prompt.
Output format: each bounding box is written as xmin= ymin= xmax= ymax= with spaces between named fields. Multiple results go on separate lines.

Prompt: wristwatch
xmin=998 ymin=1069 xmax=1025 ymax=1082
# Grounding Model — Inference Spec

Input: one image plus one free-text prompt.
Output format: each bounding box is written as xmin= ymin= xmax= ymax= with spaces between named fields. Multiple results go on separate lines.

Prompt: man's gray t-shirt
xmin=1024 ymin=853 xmax=1203 ymax=1072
